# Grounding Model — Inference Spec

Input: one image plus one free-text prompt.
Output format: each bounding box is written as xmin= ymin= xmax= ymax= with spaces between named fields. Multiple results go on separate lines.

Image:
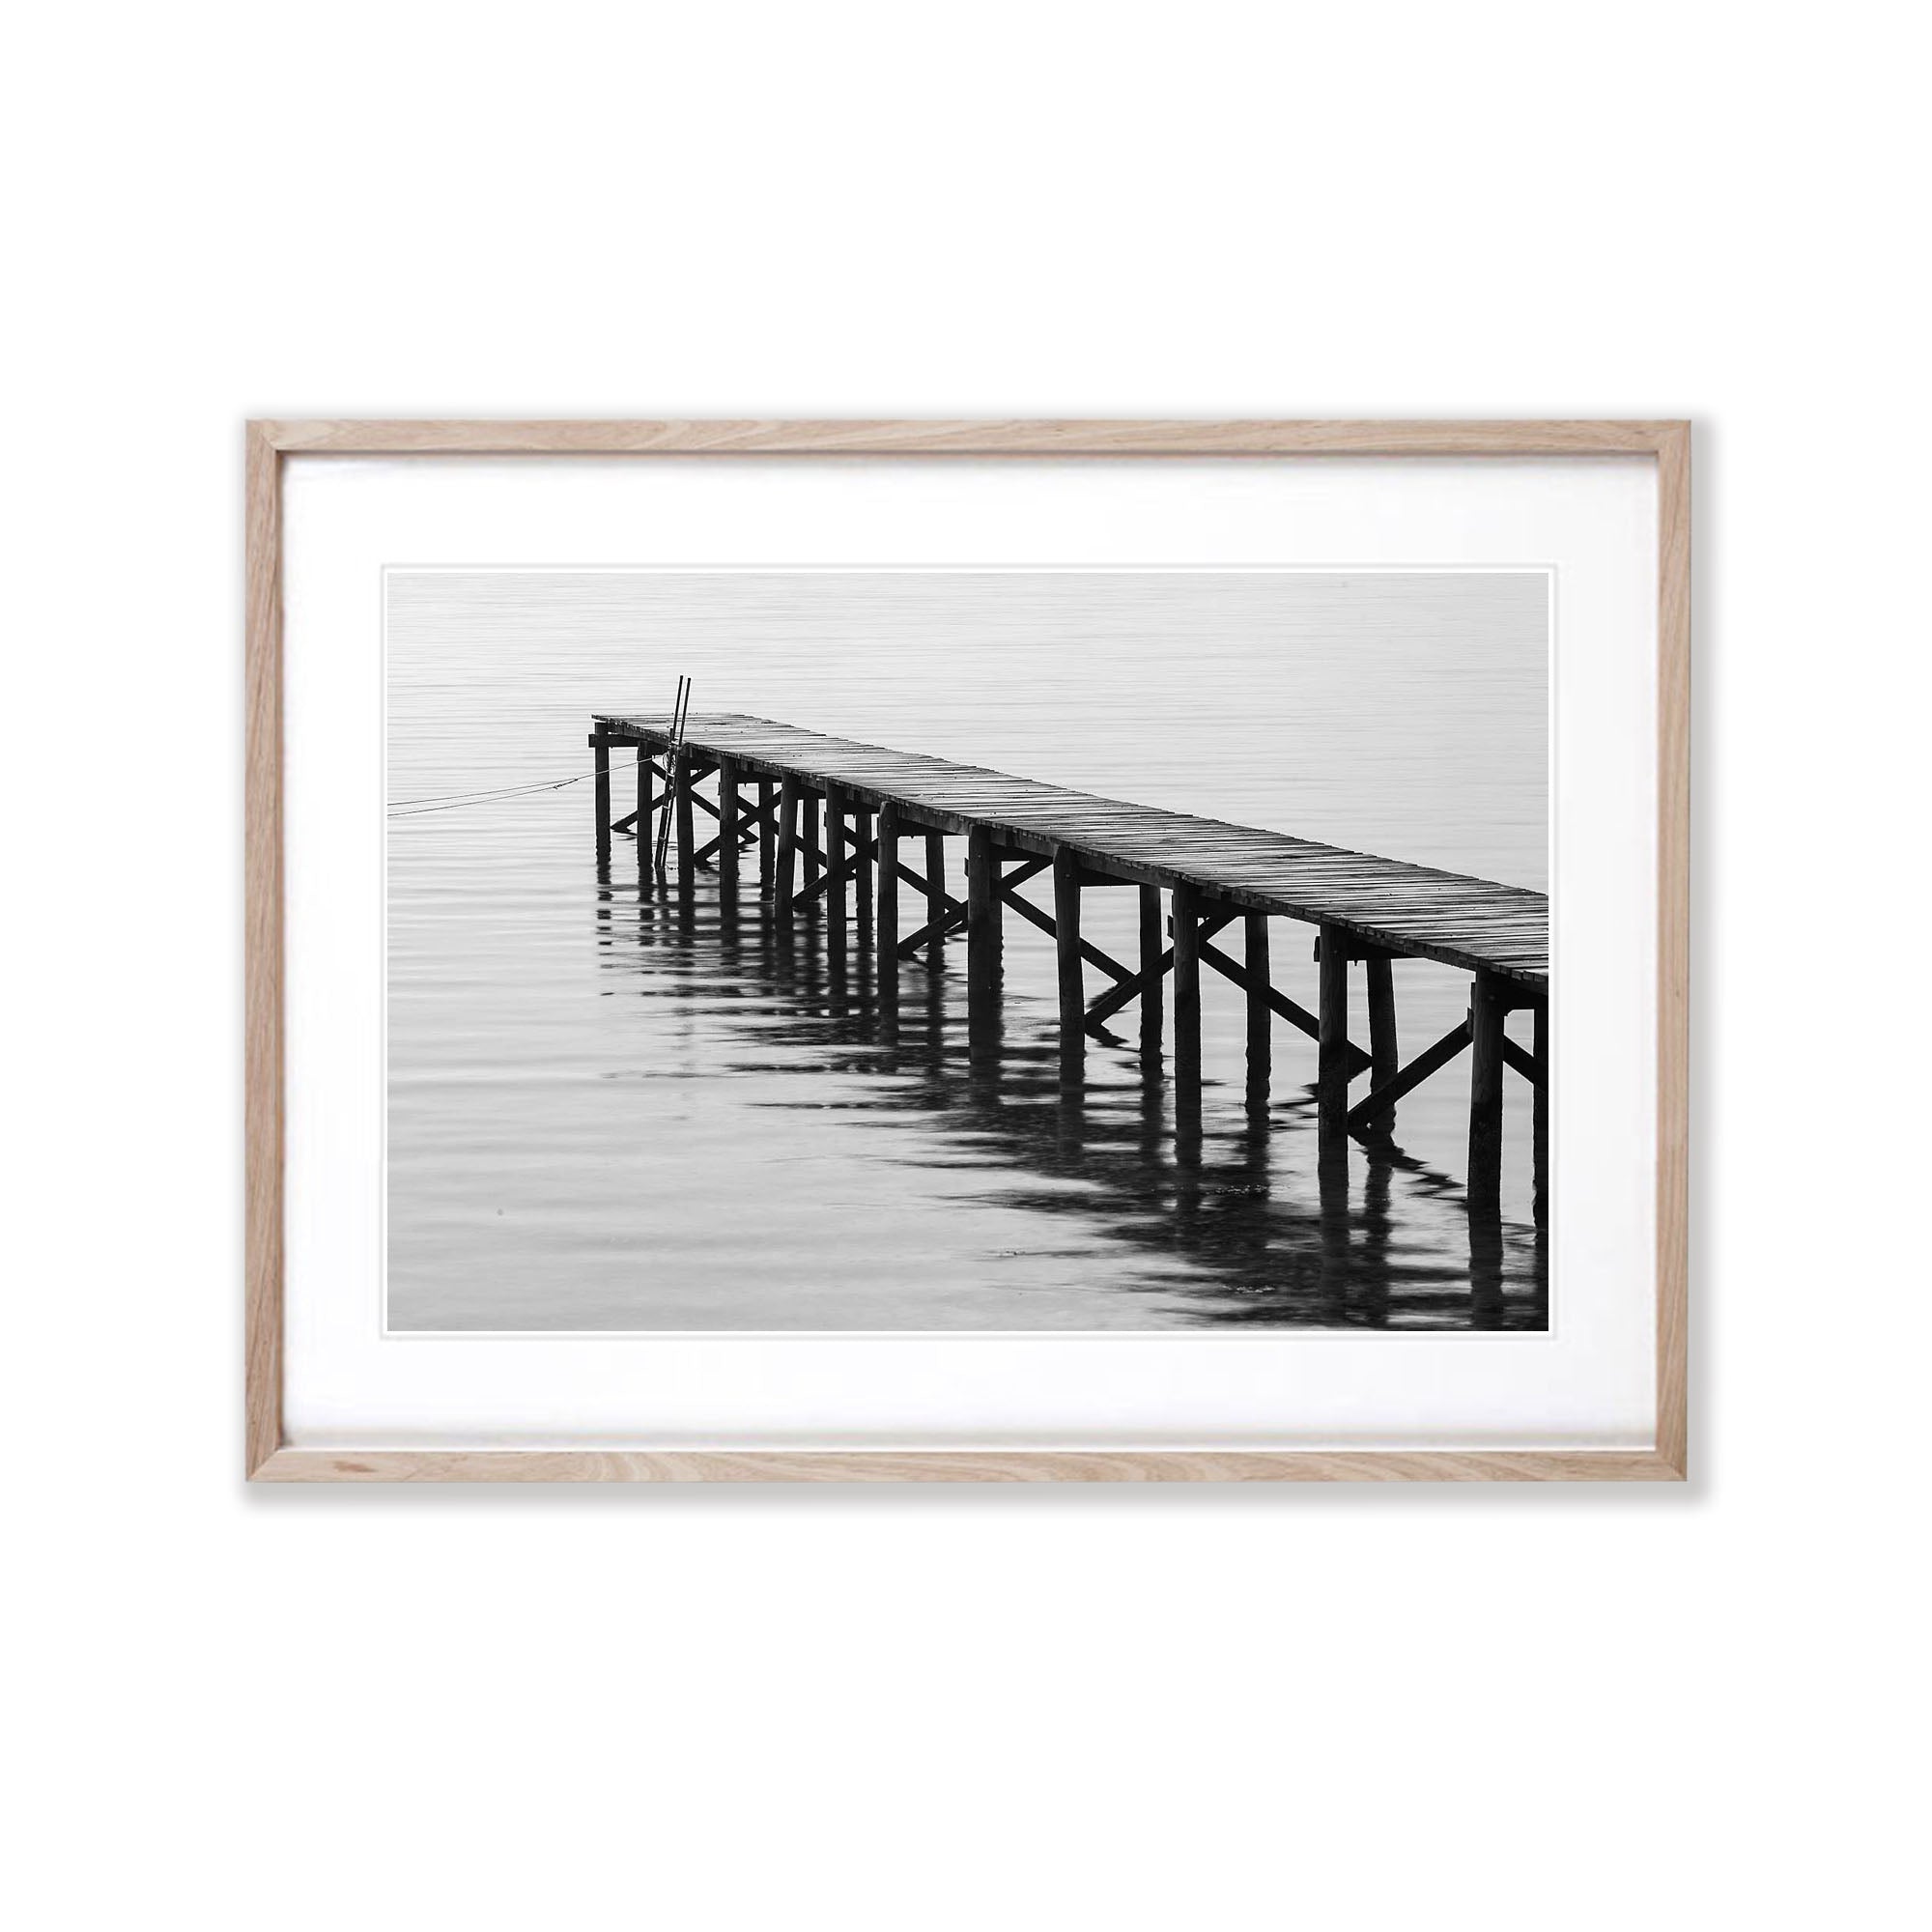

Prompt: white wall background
xmin=5 ymin=5 xmax=1926 ymax=1928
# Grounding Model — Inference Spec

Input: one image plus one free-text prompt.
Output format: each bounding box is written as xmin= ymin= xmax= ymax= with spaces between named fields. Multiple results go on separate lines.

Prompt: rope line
xmin=387 ymin=751 xmax=664 ymax=817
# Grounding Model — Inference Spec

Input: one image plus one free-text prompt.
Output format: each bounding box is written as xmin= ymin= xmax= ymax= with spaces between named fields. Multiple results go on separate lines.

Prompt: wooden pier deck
xmin=597 ymin=712 xmax=1547 ymax=987
xmin=590 ymin=710 xmax=1548 ymax=1221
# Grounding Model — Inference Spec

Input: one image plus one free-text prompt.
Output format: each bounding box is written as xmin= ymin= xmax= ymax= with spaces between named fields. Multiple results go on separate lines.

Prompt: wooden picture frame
xmin=246 ymin=419 xmax=1689 ymax=1483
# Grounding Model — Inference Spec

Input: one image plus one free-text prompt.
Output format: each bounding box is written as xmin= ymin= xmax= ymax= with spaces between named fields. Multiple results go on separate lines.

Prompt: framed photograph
xmin=246 ymin=419 xmax=1688 ymax=1482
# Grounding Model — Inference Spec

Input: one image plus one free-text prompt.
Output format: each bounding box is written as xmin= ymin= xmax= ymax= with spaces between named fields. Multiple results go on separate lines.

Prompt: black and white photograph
xmin=387 ymin=567 xmax=1548 ymax=1332
xmin=25 ymin=0 xmax=1932 ymax=1923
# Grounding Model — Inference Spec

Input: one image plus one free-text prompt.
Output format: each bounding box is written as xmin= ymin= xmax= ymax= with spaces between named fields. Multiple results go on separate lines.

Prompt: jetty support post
xmin=1139 ymin=885 xmax=1164 ymax=1059
xmin=1173 ymin=880 xmax=1202 ymax=1090
xmin=1317 ymin=926 xmax=1350 ymax=1139
xmin=1467 ymin=969 xmax=1508 ymax=1219
xmin=776 ymin=778 xmax=800 ymax=926
xmin=632 ymin=745 xmax=653 ymax=887
xmin=825 ymin=784 xmax=848 ymax=962
xmin=673 ymin=751 xmax=695 ymax=884
xmin=853 ymin=803 xmax=874 ymax=947
xmin=1244 ymin=911 xmax=1270 ymax=1106
xmin=591 ymin=732 xmax=611 ymax=867
xmin=924 ymin=830 xmax=947 ymax=969
xmin=1364 ymin=949 xmax=1399 ymax=1134
xmin=802 ymin=791 xmax=820 ymax=892
xmin=966 ymin=826 xmax=1003 ymax=1028
xmin=758 ymin=780 xmax=776 ymax=889
xmin=876 ymin=803 xmax=900 ymax=1011
xmin=1532 ymin=996 xmax=1548 ymax=1229
xmin=717 ymin=755 xmax=739 ymax=895
xmin=1053 ymin=847 xmax=1083 ymax=1060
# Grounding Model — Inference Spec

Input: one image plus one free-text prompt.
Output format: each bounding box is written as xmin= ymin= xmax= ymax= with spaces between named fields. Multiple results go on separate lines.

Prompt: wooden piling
xmin=717 ymin=755 xmax=739 ymax=893
xmin=776 ymin=777 xmax=799 ymax=923
xmin=1053 ymin=847 xmax=1084 ymax=1048
xmin=673 ymin=752 xmax=695 ymax=880
xmin=924 ymin=830 xmax=946 ymax=969
xmin=592 ymin=734 xmax=611 ymax=867
xmin=1317 ymin=927 xmax=1350 ymax=1137
xmin=588 ymin=711 xmax=1550 ymax=1216
xmin=1532 ymin=997 xmax=1548 ymax=1228
xmin=1173 ymin=879 xmax=1202 ymax=1084
xmin=854 ymin=804 xmax=873 ymax=946
xmin=825 ymin=784 xmax=848 ymax=955
xmin=876 ymin=803 xmax=900 ymax=1007
xmin=966 ymin=826 xmax=1003 ymax=998
xmin=1244 ymin=911 xmax=1270 ymax=1100
xmin=1365 ymin=952 xmax=1398 ymax=1132
xmin=1138 ymin=885 xmax=1164 ymax=1058
xmin=1467 ymin=970 xmax=1507 ymax=1217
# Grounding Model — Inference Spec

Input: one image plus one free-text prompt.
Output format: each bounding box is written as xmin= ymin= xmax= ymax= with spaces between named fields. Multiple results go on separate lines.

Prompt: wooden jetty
xmin=591 ymin=711 xmax=1548 ymax=1218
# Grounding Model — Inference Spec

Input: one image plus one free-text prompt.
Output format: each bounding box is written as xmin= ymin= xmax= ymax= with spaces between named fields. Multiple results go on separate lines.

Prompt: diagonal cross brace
xmin=792 ymin=841 xmax=878 ymax=908
xmin=1084 ymin=910 xmax=1236 ymax=1029
xmin=1196 ymin=936 xmax=1373 ymax=1077
xmin=1346 ymin=1020 xmax=1472 ymax=1134
xmin=996 ymin=863 xmax=1133 ymax=984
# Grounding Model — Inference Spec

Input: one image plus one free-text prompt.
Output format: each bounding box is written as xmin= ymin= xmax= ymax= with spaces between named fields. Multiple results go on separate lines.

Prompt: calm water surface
xmin=388 ymin=570 xmax=1548 ymax=1329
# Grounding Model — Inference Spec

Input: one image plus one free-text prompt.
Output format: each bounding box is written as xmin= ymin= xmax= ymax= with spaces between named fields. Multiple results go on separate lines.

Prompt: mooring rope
xmin=385 ymin=768 xmax=611 ymax=816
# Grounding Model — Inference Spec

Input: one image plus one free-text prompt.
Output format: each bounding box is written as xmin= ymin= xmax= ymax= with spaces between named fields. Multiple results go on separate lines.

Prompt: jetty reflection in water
xmin=593 ymin=853 xmax=1546 ymax=1331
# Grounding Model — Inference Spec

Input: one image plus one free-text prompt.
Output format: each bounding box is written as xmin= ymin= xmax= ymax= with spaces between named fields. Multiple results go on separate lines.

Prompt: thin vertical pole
xmin=776 ymin=777 xmax=799 ymax=925
xmin=966 ymin=825 xmax=1002 ymax=1003
xmin=717 ymin=755 xmax=739 ymax=894
xmin=876 ymin=802 xmax=900 ymax=1010
xmin=1366 ymin=952 xmax=1398 ymax=1133
xmin=592 ymin=733 xmax=611 ymax=867
xmin=1244 ymin=911 xmax=1270 ymax=1102
xmin=1318 ymin=927 xmax=1350 ymax=1139
xmin=1467 ymin=970 xmax=1507 ymax=1217
xmin=924 ymin=830 xmax=946 ymax=969
xmin=1053 ymin=848 xmax=1084 ymax=1052
xmin=1138 ymin=884 xmax=1164 ymax=1059
xmin=758 ymin=779 xmax=776 ymax=888
xmin=1173 ymin=879 xmax=1201 ymax=1087
xmin=803 ymin=792 xmax=820 ymax=891
xmin=1532 ymin=997 xmax=1548 ymax=1229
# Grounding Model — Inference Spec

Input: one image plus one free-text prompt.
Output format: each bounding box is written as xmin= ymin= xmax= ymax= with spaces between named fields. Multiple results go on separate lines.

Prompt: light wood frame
xmin=246 ymin=419 xmax=1690 ymax=1483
